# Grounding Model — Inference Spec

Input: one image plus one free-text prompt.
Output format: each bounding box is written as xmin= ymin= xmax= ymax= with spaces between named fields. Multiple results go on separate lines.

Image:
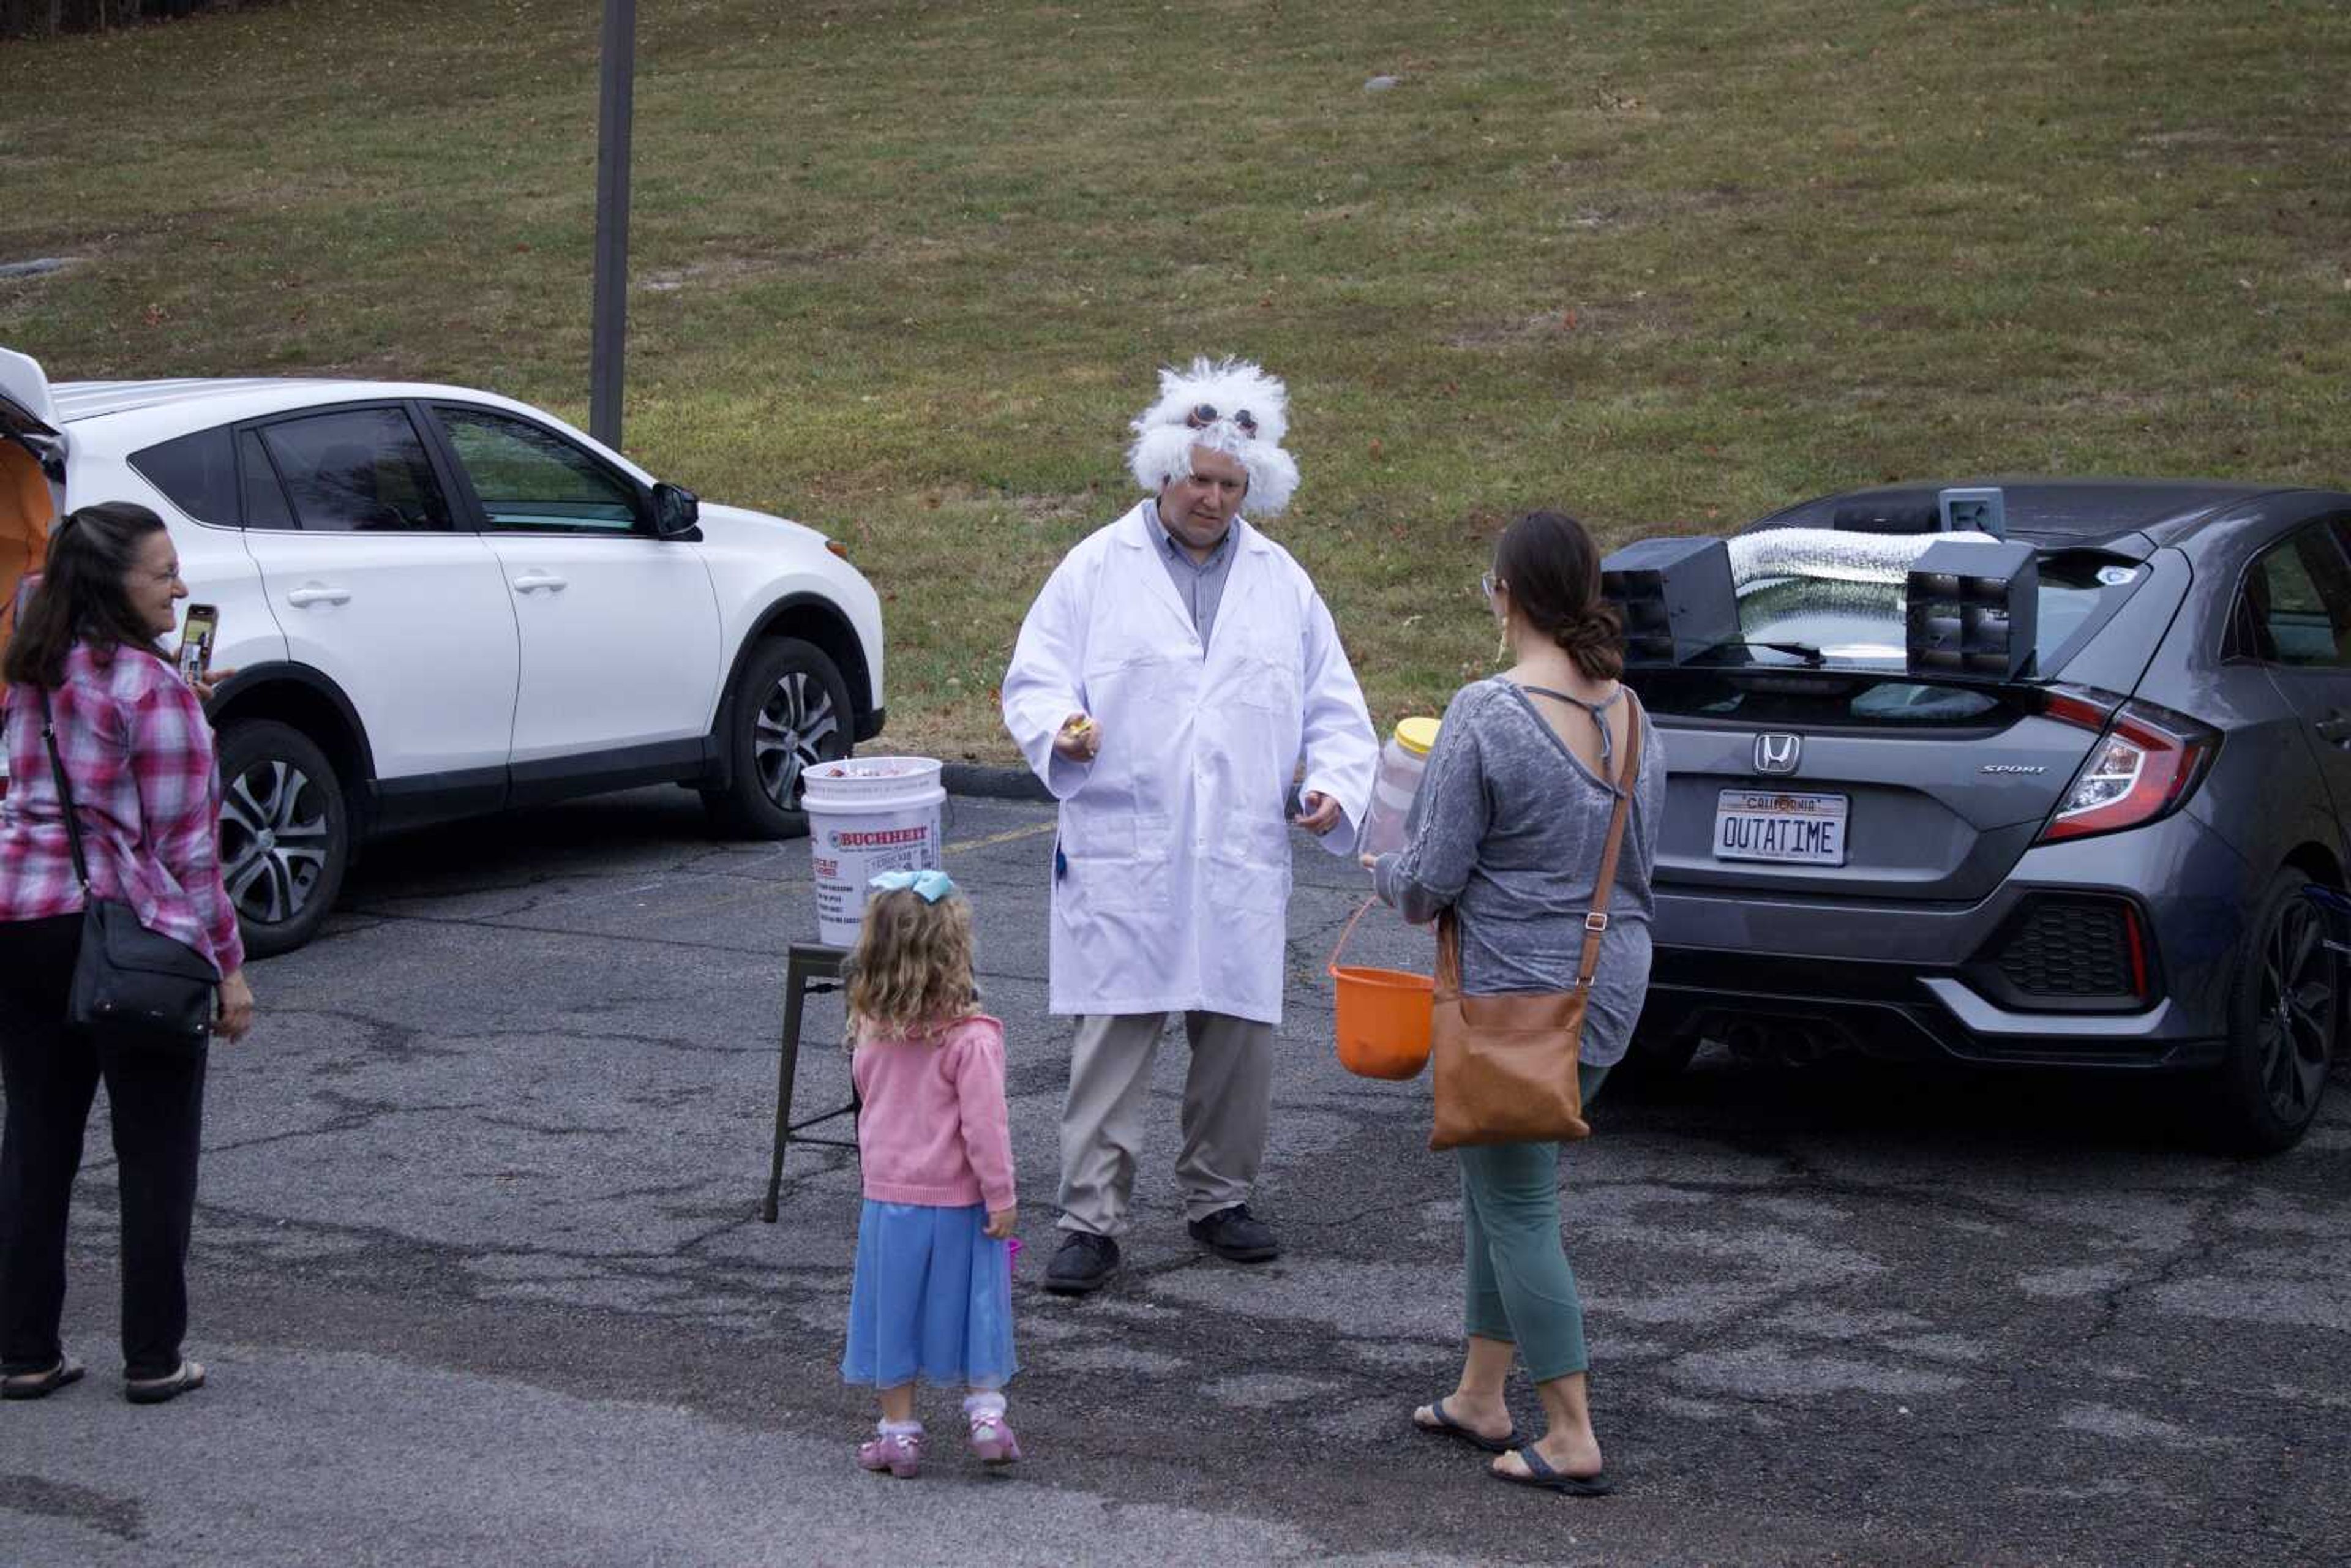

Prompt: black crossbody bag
xmin=36 ymin=683 xmax=218 ymax=1054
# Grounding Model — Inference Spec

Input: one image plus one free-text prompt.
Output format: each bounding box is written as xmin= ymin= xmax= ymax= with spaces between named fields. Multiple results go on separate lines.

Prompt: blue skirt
xmin=841 ymin=1200 xmax=1018 ymax=1390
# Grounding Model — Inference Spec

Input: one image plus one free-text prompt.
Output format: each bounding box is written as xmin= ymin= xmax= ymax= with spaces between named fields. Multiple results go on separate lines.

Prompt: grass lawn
xmin=4 ymin=0 xmax=2346 ymax=763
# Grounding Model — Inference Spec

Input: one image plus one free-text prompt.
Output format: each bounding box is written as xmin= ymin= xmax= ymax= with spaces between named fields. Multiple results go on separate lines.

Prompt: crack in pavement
xmin=2081 ymin=1166 xmax=2265 ymax=1346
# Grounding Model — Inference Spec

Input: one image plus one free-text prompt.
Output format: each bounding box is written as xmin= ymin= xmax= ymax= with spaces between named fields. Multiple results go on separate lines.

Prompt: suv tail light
xmin=2035 ymin=688 xmax=2219 ymax=843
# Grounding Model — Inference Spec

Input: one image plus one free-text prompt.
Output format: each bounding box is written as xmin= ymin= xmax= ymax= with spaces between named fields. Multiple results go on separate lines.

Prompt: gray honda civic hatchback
xmin=1614 ymin=478 xmax=2351 ymax=1152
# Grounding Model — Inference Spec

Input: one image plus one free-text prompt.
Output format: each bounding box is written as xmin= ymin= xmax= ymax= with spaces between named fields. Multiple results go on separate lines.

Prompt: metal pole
xmin=588 ymin=0 xmax=636 ymax=449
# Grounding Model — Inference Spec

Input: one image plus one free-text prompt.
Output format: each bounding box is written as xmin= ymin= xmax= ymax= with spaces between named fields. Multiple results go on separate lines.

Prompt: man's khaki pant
xmin=1056 ymin=1011 xmax=1275 ymax=1237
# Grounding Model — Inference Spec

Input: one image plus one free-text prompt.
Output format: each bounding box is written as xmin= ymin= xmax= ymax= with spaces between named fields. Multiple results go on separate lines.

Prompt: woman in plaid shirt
xmin=0 ymin=501 xmax=255 ymax=1406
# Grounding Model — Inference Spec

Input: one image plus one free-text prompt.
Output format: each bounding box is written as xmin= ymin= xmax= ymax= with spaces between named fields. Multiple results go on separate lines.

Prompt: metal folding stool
xmin=760 ymin=940 xmax=857 ymax=1222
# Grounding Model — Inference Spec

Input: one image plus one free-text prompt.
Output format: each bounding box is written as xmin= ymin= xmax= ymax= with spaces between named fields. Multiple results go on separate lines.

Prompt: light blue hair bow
xmin=868 ymin=868 xmax=958 ymax=903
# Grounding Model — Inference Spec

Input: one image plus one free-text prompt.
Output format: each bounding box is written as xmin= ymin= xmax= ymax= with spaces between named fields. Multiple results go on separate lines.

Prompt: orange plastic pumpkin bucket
xmin=1328 ymin=896 xmax=1433 ymax=1080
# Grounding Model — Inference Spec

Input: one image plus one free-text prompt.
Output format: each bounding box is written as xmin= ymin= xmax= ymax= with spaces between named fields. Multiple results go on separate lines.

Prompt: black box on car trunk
xmin=1904 ymin=538 xmax=2039 ymax=679
xmin=1601 ymin=537 xmax=1740 ymax=666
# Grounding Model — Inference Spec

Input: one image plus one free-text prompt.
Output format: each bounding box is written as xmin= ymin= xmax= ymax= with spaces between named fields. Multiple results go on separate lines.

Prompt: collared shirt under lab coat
xmin=1003 ymin=500 xmax=1379 ymax=1025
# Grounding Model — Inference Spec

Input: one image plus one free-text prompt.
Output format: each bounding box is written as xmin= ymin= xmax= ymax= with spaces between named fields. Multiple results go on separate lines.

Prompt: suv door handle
xmin=2318 ymin=710 xmax=2351 ymax=746
xmin=512 ymin=572 xmax=569 ymax=593
xmin=285 ymin=585 xmax=351 ymax=607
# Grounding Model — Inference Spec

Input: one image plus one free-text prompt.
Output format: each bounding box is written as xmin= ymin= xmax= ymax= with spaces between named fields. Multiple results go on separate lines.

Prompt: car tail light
xmin=2036 ymin=689 xmax=2219 ymax=843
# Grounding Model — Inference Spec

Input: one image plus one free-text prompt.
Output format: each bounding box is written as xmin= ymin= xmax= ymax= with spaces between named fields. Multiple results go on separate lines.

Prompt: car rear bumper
xmin=1640 ymin=950 xmax=2226 ymax=1069
xmin=1644 ymin=810 xmax=2252 ymax=1071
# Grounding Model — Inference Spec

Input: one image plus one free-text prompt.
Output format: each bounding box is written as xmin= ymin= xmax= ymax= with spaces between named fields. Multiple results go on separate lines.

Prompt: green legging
xmin=1457 ymin=1062 xmax=1610 ymax=1383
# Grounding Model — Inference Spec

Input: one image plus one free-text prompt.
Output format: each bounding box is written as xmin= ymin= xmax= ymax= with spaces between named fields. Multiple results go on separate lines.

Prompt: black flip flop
xmin=124 ymin=1360 xmax=205 ymax=1406
xmin=1 ymin=1356 xmax=85 ymax=1401
xmin=1413 ymin=1397 xmax=1520 ymax=1455
xmin=1491 ymin=1446 xmax=1613 ymax=1496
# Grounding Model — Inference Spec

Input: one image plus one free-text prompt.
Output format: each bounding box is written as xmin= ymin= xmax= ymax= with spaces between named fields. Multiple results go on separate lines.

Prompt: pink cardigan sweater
xmin=852 ymin=1013 xmax=1017 ymax=1212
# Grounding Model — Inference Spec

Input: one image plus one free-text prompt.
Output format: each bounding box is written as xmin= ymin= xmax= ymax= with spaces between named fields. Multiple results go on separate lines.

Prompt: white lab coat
xmin=1003 ymin=501 xmax=1378 ymax=1025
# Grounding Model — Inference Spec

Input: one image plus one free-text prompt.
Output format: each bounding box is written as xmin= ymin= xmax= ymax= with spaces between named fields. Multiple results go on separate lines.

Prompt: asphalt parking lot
xmin=2 ymin=786 xmax=2347 ymax=1566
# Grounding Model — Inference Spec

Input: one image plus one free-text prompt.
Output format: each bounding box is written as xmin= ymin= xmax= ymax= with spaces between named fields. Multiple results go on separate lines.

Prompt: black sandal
xmin=1490 ymin=1446 xmax=1613 ymax=1496
xmin=1 ymin=1356 xmax=86 ymax=1401
xmin=1412 ymin=1397 xmax=1521 ymax=1455
xmin=124 ymin=1359 xmax=206 ymax=1405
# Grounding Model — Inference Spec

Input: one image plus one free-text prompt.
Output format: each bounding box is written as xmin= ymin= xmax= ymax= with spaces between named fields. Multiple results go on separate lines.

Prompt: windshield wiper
xmin=1681 ymin=639 xmax=1839 ymax=669
xmin=1744 ymin=640 xmax=1826 ymax=666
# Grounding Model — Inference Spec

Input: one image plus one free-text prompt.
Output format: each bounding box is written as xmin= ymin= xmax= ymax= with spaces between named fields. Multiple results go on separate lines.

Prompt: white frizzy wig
xmin=1125 ymin=356 xmax=1302 ymax=516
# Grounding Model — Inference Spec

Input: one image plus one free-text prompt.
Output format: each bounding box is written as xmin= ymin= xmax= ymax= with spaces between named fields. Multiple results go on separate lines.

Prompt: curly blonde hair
xmin=844 ymin=887 xmax=979 ymax=1041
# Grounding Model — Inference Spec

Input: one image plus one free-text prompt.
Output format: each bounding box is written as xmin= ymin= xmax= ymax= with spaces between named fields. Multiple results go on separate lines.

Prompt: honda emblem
xmin=1754 ymin=733 xmax=1802 ymax=775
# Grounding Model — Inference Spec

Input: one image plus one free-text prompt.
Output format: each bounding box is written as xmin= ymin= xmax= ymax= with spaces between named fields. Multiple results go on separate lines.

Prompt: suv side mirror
xmin=651 ymin=482 xmax=700 ymax=539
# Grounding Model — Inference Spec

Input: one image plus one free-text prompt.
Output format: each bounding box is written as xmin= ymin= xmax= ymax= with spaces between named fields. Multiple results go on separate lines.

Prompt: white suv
xmin=0 ymin=350 xmax=886 ymax=956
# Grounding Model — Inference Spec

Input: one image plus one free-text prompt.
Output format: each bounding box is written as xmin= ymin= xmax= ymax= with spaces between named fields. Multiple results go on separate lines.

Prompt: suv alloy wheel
xmin=702 ymin=637 xmax=853 ymax=838
xmin=216 ymin=718 xmax=349 ymax=959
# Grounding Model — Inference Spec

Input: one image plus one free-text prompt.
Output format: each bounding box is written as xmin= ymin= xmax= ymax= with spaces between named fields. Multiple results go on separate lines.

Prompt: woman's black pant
xmin=0 ymin=913 xmax=208 ymax=1380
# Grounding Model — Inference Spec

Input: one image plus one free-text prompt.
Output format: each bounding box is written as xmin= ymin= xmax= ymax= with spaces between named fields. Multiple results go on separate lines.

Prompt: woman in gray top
xmin=1367 ymin=510 xmax=1663 ymax=1496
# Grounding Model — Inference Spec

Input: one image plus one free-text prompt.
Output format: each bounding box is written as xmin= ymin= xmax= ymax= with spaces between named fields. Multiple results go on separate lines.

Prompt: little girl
xmin=839 ymin=868 xmax=1020 ymax=1477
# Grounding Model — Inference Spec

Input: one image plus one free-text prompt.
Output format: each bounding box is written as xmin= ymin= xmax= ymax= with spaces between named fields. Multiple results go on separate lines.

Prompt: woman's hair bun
xmin=1493 ymin=509 xmax=1625 ymax=682
xmin=1554 ymin=601 xmax=1625 ymax=680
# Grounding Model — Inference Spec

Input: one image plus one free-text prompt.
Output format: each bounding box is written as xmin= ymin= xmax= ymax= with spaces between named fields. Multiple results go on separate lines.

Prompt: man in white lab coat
xmin=1002 ymin=357 xmax=1378 ymax=1295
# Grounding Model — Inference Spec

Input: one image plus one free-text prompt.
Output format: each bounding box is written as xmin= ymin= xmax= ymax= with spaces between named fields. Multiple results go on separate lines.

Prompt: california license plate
xmin=1713 ymin=789 xmax=1849 ymax=866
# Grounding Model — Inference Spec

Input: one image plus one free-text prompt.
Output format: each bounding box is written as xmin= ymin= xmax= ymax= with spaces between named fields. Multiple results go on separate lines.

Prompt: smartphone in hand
xmin=177 ymin=603 xmax=219 ymax=686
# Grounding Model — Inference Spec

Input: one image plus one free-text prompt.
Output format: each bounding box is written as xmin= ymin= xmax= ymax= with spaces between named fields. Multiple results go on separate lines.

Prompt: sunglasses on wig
xmin=1183 ymin=403 xmax=1258 ymax=438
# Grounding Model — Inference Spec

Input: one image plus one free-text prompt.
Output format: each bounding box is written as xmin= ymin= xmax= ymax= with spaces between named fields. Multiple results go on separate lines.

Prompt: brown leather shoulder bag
xmin=1428 ymin=691 xmax=1643 ymax=1150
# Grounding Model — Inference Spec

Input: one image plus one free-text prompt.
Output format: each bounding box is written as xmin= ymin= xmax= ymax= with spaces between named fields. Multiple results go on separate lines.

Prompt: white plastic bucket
xmin=802 ymin=757 xmax=947 ymax=947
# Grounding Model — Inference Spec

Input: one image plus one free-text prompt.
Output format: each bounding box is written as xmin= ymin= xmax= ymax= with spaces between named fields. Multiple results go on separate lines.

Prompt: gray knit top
xmin=1371 ymin=677 xmax=1665 ymax=1068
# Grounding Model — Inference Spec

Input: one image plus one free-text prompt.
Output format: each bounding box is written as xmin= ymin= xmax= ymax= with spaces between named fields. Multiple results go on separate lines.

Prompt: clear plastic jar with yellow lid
xmin=1357 ymin=716 xmax=1441 ymax=859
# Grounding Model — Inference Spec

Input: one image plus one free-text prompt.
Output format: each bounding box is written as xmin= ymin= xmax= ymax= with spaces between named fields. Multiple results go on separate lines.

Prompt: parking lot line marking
xmin=417 ymin=823 xmax=1057 ymax=934
xmin=947 ymin=821 xmax=1057 ymax=856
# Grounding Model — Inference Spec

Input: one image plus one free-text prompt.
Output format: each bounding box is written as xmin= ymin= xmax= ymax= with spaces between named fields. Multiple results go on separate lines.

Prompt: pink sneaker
xmin=967 ymin=1409 xmax=1022 ymax=1465
xmin=857 ymin=1428 xmax=924 ymax=1478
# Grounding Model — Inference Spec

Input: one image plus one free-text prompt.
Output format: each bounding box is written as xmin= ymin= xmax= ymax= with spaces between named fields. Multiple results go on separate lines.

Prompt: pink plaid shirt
xmin=0 ymin=640 xmax=245 ymax=977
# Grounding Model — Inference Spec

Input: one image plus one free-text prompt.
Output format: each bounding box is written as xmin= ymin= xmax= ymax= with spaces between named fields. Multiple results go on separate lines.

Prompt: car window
xmin=257 ymin=408 xmax=454 ymax=533
xmin=238 ymin=429 xmax=295 ymax=530
xmin=2241 ymin=525 xmax=2351 ymax=668
xmin=1730 ymin=551 xmax=2137 ymax=675
xmin=435 ymin=407 xmax=640 ymax=534
xmin=129 ymin=427 xmax=238 ymax=526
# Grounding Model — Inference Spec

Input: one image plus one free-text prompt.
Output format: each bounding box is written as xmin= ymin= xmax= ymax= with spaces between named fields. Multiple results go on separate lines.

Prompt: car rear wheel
xmin=2211 ymin=871 xmax=2337 ymax=1155
xmin=701 ymin=637 xmax=852 ymax=838
xmin=217 ymin=719 xmax=350 ymax=959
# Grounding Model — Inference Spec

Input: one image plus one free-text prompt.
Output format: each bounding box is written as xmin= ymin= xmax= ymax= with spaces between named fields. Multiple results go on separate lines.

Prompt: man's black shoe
xmin=1188 ymin=1204 xmax=1280 ymax=1263
xmin=1044 ymin=1232 xmax=1121 ymax=1295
